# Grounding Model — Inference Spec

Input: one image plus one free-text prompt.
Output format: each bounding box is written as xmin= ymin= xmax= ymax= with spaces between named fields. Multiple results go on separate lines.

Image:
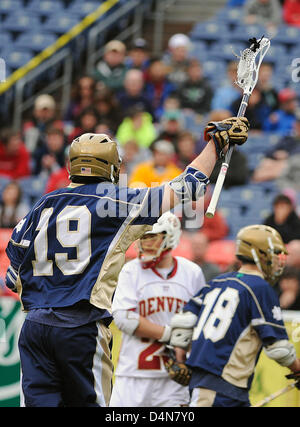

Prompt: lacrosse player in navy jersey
xmin=168 ymin=225 xmax=300 ymax=407
xmin=5 ymin=116 xmax=249 ymax=407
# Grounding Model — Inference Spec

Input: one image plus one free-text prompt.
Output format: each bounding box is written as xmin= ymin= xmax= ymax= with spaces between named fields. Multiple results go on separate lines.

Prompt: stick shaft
xmin=251 ymin=382 xmax=297 ymax=407
xmin=205 ymin=93 xmax=249 ymax=218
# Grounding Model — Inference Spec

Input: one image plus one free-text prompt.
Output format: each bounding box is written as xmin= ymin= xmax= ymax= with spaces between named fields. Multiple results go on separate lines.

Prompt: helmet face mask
xmin=69 ymin=133 xmax=121 ymax=183
xmin=236 ymin=225 xmax=288 ymax=285
xmin=138 ymin=212 xmax=181 ymax=269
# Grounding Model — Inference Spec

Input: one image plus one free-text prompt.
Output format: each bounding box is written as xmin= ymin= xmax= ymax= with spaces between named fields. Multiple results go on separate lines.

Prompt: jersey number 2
xmin=32 ymin=206 xmax=91 ymax=276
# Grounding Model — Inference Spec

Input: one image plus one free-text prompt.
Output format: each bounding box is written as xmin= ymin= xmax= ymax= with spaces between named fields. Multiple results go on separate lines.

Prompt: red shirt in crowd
xmin=283 ymin=0 xmax=300 ymax=26
xmin=45 ymin=166 xmax=70 ymax=194
xmin=0 ymin=142 xmax=31 ymax=179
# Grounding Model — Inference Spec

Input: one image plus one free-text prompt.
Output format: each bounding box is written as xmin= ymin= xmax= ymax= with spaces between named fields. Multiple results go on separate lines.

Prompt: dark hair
xmin=71 ymin=175 xmax=110 ymax=184
xmin=280 ymin=266 xmax=300 ymax=281
xmin=0 ymin=181 xmax=23 ymax=228
xmin=1 ymin=128 xmax=20 ymax=146
xmin=273 ymin=194 xmax=293 ymax=207
xmin=236 ymin=254 xmax=256 ymax=265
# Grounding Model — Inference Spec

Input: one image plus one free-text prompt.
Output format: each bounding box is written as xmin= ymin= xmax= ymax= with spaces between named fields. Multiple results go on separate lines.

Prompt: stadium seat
xmin=272 ymin=25 xmax=300 ymax=46
xmin=0 ymin=32 xmax=13 ymax=49
xmin=190 ymin=21 xmax=230 ymax=41
xmin=18 ymin=176 xmax=48 ymax=204
xmin=43 ymin=14 xmax=80 ymax=34
xmin=2 ymin=49 xmax=33 ymax=69
xmin=14 ymin=32 xmax=57 ymax=52
xmin=230 ymin=23 xmax=265 ymax=42
xmin=25 ymin=0 xmax=65 ymax=17
xmin=0 ymin=0 xmax=23 ymax=16
xmin=2 ymin=13 xmax=41 ymax=33
xmin=66 ymin=0 xmax=103 ymax=19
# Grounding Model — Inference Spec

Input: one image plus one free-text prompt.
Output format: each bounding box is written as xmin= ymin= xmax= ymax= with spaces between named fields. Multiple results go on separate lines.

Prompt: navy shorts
xmin=19 ymin=319 xmax=113 ymax=407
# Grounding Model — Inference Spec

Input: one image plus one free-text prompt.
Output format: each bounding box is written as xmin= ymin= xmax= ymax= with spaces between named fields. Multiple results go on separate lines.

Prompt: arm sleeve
xmin=249 ymin=284 xmax=289 ymax=346
xmin=112 ymin=262 xmax=139 ymax=313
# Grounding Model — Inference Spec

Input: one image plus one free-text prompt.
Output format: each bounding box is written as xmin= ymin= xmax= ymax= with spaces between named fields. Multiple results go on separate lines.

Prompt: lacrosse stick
xmin=251 ymin=381 xmax=298 ymax=407
xmin=205 ymin=36 xmax=271 ymax=218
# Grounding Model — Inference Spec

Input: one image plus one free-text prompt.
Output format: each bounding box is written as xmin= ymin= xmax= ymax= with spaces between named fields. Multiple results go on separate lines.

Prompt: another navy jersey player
xmin=169 ymin=225 xmax=300 ymax=407
xmin=5 ymin=117 xmax=249 ymax=407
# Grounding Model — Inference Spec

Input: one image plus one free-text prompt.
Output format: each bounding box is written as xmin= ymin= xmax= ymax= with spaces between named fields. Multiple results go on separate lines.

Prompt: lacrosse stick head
xmin=236 ymin=36 xmax=271 ymax=95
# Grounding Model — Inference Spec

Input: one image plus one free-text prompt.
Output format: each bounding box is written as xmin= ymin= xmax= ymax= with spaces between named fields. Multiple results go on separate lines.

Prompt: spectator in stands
xmin=163 ymin=33 xmax=192 ymax=89
xmin=128 ymin=139 xmax=182 ymax=188
xmin=64 ymin=76 xmax=96 ymax=123
xmin=23 ymin=94 xmax=62 ymax=153
xmin=264 ymin=193 xmax=300 ymax=243
xmin=256 ymin=62 xmax=279 ymax=113
xmin=116 ymin=106 xmax=157 ymax=149
xmin=175 ymin=131 xmax=198 ymax=169
xmin=231 ymin=87 xmax=271 ymax=130
xmin=68 ymin=106 xmax=100 ymax=143
xmin=0 ymin=181 xmax=29 ymax=228
xmin=119 ymin=139 xmax=151 ymax=178
xmin=277 ymin=267 xmax=300 ymax=310
xmin=243 ymin=0 xmax=282 ymax=34
xmin=0 ymin=129 xmax=31 ymax=179
xmin=253 ymin=113 xmax=300 ymax=182
xmin=45 ymin=147 xmax=70 ymax=194
xmin=283 ymin=0 xmax=300 ymax=26
xmin=33 ymin=127 xmax=67 ymax=177
xmin=189 ymin=232 xmax=221 ymax=281
xmin=154 ymin=109 xmax=184 ymax=150
xmin=211 ymin=61 xmax=242 ymax=111
xmin=263 ymin=88 xmax=299 ymax=135
xmin=116 ymin=69 xmax=154 ymax=117
xmin=94 ymin=87 xmax=123 ymax=134
xmin=144 ymin=57 xmax=176 ymax=121
xmin=286 ymin=240 xmax=300 ymax=271
xmin=125 ymin=38 xmax=150 ymax=71
xmin=93 ymin=40 xmax=127 ymax=92
xmin=276 ymin=152 xmax=300 ymax=192
xmin=177 ymin=58 xmax=213 ymax=115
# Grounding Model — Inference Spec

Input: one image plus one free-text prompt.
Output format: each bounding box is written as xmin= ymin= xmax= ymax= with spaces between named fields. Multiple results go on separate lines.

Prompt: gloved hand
xmin=204 ymin=116 xmax=250 ymax=159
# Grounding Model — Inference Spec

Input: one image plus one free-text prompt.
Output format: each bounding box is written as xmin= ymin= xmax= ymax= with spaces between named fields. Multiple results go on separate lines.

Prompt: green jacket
xmin=116 ymin=113 xmax=157 ymax=148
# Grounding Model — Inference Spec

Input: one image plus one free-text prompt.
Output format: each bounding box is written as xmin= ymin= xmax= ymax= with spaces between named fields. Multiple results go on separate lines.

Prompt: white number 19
xmin=32 ymin=205 xmax=91 ymax=276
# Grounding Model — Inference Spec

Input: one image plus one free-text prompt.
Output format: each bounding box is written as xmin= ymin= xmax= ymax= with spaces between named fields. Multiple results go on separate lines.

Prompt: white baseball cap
xmin=168 ymin=33 xmax=191 ymax=49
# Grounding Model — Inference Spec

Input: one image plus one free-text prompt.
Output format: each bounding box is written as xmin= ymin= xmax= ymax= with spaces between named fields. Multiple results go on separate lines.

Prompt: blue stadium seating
xmin=2 ymin=49 xmax=33 ymax=69
xmin=0 ymin=0 xmax=23 ymax=16
xmin=190 ymin=21 xmax=231 ymax=41
xmin=66 ymin=0 xmax=103 ymax=19
xmin=14 ymin=32 xmax=57 ymax=52
xmin=25 ymin=0 xmax=65 ymax=18
xmin=0 ymin=32 xmax=13 ymax=49
xmin=230 ymin=23 xmax=265 ymax=42
xmin=2 ymin=13 xmax=41 ymax=33
xmin=43 ymin=14 xmax=80 ymax=34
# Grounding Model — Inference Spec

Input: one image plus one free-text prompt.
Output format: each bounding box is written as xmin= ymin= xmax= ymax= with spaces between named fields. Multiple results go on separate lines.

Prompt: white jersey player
xmin=109 ymin=212 xmax=206 ymax=407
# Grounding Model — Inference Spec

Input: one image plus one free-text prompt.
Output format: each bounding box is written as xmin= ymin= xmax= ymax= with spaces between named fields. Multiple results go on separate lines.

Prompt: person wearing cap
xmin=23 ymin=94 xmax=63 ymax=154
xmin=125 ymin=37 xmax=150 ymax=71
xmin=263 ymin=88 xmax=299 ymax=135
xmin=93 ymin=39 xmax=127 ymax=92
xmin=263 ymin=192 xmax=300 ymax=243
xmin=129 ymin=139 xmax=182 ymax=188
xmin=155 ymin=110 xmax=184 ymax=149
xmin=162 ymin=33 xmax=192 ymax=89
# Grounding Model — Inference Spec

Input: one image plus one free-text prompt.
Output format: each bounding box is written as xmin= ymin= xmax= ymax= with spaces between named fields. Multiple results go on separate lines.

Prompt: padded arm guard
xmin=169 ymin=311 xmax=198 ymax=349
xmin=264 ymin=340 xmax=297 ymax=367
xmin=113 ymin=310 xmax=140 ymax=336
xmin=169 ymin=167 xmax=209 ymax=203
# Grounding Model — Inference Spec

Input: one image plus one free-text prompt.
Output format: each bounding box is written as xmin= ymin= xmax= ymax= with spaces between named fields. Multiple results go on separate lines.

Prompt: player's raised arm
xmin=161 ymin=116 xmax=249 ymax=212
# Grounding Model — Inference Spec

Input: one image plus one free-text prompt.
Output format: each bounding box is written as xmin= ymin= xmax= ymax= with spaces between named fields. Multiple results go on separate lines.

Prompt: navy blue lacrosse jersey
xmin=6 ymin=182 xmax=164 ymax=314
xmin=184 ymin=269 xmax=289 ymax=391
